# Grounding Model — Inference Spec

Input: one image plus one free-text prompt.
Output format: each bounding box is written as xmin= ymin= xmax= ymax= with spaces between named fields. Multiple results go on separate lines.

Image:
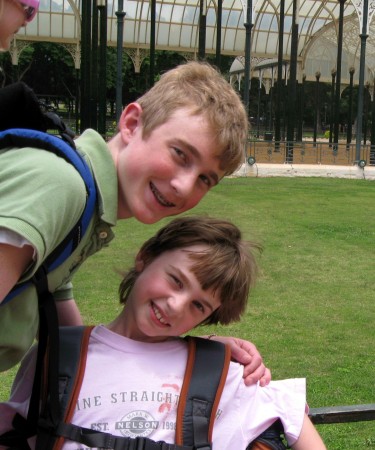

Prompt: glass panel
xmin=51 ymin=14 xmax=63 ymax=37
xmin=124 ymin=22 xmax=136 ymax=42
xmin=171 ymin=5 xmax=184 ymax=22
xmin=180 ymin=24 xmax=197 ymax=48
xmin=159 ymin=4 xmax=173 ymax=22
xmin=38 ymin=13 xmax=51 ymax=36
xmin=182 ymin=6 xmax=198 ymax=24
xmin=157 ymin=24 xmax=169 ymax=45
xmin=63 ymin=16 xmax=76 ymax=38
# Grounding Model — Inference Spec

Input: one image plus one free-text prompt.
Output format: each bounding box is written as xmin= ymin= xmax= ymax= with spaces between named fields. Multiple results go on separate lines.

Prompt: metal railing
xmin=246 ymin=139 xmax=375 ymax=166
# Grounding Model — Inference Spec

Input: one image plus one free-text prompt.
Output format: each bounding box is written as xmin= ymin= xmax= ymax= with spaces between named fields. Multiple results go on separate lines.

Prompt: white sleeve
xmin=0 ymin=227 xmax=36 ymax=259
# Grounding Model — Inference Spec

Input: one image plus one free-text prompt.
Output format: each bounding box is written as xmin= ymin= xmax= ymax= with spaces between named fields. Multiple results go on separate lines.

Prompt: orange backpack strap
xmin=176 ymin=336 xmax=231 ymax=449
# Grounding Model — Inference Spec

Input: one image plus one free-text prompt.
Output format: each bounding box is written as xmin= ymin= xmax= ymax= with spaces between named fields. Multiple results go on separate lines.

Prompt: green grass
xmin=1 ymin=177 xmax=374 ymax=448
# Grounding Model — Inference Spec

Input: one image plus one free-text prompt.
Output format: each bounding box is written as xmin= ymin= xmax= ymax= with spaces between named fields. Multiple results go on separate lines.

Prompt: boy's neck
xmin=106 ymin=314 xmax=175 ymax=343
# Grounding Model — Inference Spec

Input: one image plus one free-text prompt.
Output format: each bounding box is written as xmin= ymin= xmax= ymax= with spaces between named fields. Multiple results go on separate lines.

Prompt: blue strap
xmin=0 ymin=128 xmax=97 ymax=304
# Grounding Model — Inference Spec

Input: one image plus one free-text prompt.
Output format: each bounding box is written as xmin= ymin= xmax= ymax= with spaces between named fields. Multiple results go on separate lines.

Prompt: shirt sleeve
xmin=0 ymin=147 xmax=87 ymax=282
xmin=0 ymin=227 xmax=36 ymax=259
xmin=217 ymin=363 xmax=307 ymax=447
xmin=53 ymin=282 xmax=74 ymax=301
xmin=240 ymin=377 xmax=307 ymax=446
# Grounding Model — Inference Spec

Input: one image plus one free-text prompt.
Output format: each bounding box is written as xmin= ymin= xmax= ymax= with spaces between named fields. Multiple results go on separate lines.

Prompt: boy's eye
xmin=170 ymin=274 xmax=183 ymax=289
xmin=174 ymin=148 xmax=187 ymax=163
xmin=193 ymin=300 xmax=205 ymax=313
xmin=199 ymin=174 xmax=211 ymax=188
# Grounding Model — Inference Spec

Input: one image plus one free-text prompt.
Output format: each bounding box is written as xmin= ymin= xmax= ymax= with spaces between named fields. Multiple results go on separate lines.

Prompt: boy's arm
xmin=204 ymin=335 xmax=271 ymax=386
xmin=291 ymin=414 xmax=326 ymax=450
xmin=0 ymin=243 xmax=83 ymax=326
xmin=0 ymin=243 xmax=33 ymax=303
xmin=55 ymin=299 xmax=83 ymax=326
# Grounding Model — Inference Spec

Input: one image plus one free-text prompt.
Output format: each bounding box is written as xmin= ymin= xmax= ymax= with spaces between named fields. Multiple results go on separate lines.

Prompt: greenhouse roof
xmin=12 ymin=0 xmax=375 ymax=83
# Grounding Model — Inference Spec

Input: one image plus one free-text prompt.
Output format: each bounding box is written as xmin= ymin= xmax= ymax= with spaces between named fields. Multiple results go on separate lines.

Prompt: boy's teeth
xmin=150 ymin=183 xmax=175 ymax=207
xmin=153 ymin=304 xmax=167 ymax=324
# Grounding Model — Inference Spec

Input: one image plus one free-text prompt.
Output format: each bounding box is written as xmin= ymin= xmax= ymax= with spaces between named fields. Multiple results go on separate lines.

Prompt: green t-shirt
xmin=0 ymin=129 xmax=118 ymax=371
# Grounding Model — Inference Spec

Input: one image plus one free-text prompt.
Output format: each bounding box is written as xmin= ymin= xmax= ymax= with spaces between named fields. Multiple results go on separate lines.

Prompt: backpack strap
xmin=36 ymin=326 xmax=94 ymax=450
xmin=53 ymin=423 xmax=193 ymax=450
xmin=0 ymin=128 xmax=97 ymax=305
xmin=35 ymin=333 xmax=230 ymax=450
xmin=247 ymin=420 xmax=288 ymax=450
xmin=176 ymin=336 xmax=231 ymax=450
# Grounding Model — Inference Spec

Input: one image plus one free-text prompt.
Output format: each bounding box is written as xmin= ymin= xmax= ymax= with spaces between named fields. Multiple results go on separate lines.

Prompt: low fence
xmin=309 ymin=404 xmax=375 ymax=425
xmin=246 ymin=140 xmax=375 ymax=166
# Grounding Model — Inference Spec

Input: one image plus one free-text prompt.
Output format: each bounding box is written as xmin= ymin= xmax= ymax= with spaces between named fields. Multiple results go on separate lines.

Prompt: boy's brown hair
xmin=119 ymin=216 xmax=261 ymax=326
xmin=137 ymin=61 xmax=248 ymax=176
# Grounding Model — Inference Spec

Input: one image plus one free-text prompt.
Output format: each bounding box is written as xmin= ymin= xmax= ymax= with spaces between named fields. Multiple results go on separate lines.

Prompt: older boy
xmin=0 ymin=216 xmax=326 ymax=450
xmin=0 ymin=62 xmax=267 ymax=382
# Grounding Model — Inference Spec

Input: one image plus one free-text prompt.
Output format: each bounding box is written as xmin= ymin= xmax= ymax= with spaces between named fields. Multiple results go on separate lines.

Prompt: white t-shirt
xmin=0 ymin=325 xmax=307 ymax=449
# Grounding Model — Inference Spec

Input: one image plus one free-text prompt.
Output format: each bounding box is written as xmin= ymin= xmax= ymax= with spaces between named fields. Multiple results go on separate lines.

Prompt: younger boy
xmin=0 ymin=61 xmax=267 ymax=381
xmin=0 ymin=216 xmax=326 ymax=450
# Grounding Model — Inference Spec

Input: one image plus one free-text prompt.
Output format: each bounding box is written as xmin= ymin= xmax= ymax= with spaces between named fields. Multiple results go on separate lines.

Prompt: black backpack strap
xmin=54 ymin=423 xmax=193 ymax=450
xmin=37 ymin=327 xmax=194 ymax=450
xmin=0 ymin=266 xmax=59 ymax=450
xmin=176 ymin=337 xmax=231 ymax=450
xmin=36 ymin=326 xmax=93 ymax=450
xmin=36 ymin=334 xmax=230 ymax=450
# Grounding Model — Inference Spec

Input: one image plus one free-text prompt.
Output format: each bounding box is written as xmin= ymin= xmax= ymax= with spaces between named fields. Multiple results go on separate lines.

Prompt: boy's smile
xmin=114 ymin=106 xmax=225 ymax=223
xmin=109 ymin=246 xmax=221 ymax=342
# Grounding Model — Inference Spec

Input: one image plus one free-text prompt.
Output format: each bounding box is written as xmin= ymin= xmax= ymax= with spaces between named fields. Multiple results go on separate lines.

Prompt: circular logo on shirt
xmin=115 ymin=410 xmax=159 ymax=438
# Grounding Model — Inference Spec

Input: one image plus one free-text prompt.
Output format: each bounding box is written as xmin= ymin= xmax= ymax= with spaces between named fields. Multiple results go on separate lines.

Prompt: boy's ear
xmin=118 ymin=102 xmax=143 ymax=143
xmin=135 ymin=252 xmax=145 ymax=273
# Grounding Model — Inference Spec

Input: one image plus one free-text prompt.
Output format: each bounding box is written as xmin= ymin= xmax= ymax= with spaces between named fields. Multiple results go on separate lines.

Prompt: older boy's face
xmin=116 ymin=107 xmax=225 ymax=223
xmin=119 ymin=246 xmax=221 ymax=342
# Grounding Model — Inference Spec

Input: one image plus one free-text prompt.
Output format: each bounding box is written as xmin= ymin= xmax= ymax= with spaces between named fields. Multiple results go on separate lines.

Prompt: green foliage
xmin=0 ymin=177 xmax=374 ymax=448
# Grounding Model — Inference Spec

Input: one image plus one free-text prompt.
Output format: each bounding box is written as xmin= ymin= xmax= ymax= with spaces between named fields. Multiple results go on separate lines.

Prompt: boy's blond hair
xmin=119 ymin=216 xmax=261 ymax=326
xmin=137 ymin=62 xmax=248 ymax=175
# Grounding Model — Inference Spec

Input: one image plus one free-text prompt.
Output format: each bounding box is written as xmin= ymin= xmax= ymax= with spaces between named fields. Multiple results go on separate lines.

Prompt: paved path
xmin=234 ymin=163 xmax=375 ymax=180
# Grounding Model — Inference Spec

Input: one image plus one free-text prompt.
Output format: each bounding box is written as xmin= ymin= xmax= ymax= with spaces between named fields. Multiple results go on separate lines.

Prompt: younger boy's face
xmin=116 ymin=106 xmax=225 ymax=224
xmin=120 ymin=246 xmax=221 ymax=342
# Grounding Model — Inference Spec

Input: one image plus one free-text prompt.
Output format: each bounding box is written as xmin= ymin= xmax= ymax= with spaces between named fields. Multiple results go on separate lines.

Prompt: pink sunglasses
xmin=18 ymin=0 xmax=40 ymax=22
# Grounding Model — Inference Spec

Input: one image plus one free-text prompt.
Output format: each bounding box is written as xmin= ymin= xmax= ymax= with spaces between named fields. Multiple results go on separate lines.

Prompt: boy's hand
xmin=207 ymin=336 xmax=271 ymax=387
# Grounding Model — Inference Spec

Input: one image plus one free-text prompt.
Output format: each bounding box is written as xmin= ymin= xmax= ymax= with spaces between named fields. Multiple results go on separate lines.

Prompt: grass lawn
xmin=1 ymin=177 xmax=374 ymax=448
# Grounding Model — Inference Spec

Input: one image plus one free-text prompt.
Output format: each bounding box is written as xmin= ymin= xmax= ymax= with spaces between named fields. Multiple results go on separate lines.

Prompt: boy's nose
xmin=171 ymin=172 xmax=196 ymax=197
xmin=166 ymin=295 xmax=186 ymax=315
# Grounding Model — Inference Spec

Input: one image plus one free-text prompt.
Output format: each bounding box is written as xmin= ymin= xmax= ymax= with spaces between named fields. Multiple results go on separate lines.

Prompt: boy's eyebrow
xmin=172 ymin=265 xmax=216 ymax=312
xmin=175 ymin=139 xmax=220 ymax=186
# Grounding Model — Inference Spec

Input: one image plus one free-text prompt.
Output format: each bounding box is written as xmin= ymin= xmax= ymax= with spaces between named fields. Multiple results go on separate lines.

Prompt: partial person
xmin=0 ymin=0 xmax=39 ymax=51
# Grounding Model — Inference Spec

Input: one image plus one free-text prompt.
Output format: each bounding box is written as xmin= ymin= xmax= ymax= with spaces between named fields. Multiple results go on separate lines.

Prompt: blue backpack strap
xmin=176 ymin=336 xmax=231 ymax=450
xmin=0 ymin=128 xmax=97 ymax=304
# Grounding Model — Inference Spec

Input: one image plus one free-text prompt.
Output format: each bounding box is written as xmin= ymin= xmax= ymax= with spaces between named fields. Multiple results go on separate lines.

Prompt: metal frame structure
xmin=6 ymin=1 xmax=375 ymax=157
xmin=10 ymin=1 xmax=375 ymax=78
